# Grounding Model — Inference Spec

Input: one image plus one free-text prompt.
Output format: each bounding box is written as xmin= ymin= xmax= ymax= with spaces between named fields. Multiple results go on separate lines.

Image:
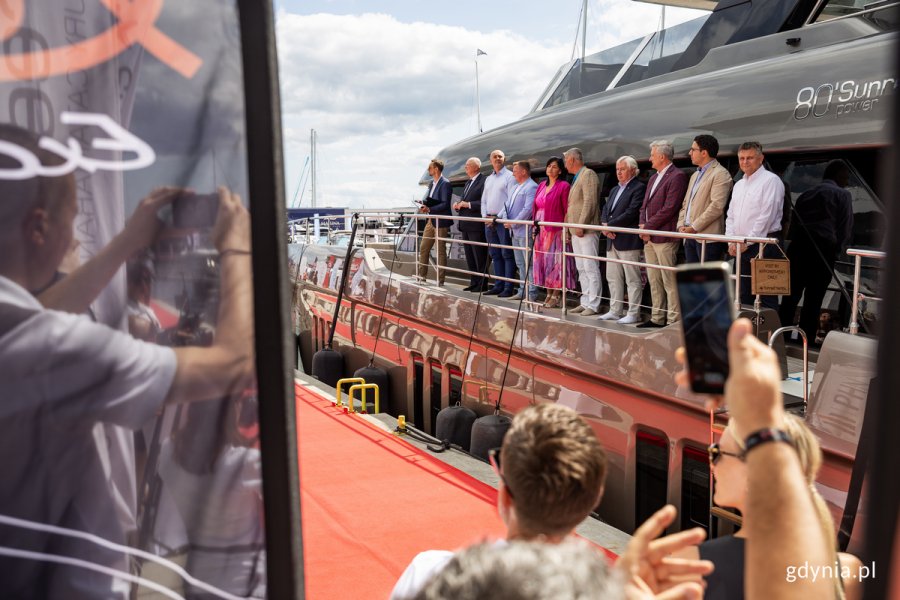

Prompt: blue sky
xmin=274 ymin=1 xmax=706 ymax=209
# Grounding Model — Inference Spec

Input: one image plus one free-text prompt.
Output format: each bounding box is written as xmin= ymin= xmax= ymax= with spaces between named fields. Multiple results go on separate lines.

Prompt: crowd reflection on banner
xmin=0 ymin=2 xmax=264 ymax=599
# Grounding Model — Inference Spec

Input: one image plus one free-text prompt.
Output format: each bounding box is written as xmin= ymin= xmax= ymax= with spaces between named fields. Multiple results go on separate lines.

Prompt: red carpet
xmin=296 ymin=384 xmax=506 ymax=599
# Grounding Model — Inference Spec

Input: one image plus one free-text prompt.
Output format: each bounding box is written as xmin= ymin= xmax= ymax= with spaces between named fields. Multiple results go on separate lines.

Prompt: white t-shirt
xmin=390 ymin=540 xmax=507 ymax=599
xmin=0 ymin=275 xmax=177 ymax=599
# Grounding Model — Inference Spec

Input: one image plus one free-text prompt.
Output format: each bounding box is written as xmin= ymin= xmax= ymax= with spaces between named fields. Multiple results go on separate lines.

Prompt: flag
xmin=477 ymin=49 xmax=487 ymax=56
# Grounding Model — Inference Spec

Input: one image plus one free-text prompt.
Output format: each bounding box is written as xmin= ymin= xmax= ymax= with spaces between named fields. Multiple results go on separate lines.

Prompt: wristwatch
xmin=743 ymin=428 xmax=793 ymax=455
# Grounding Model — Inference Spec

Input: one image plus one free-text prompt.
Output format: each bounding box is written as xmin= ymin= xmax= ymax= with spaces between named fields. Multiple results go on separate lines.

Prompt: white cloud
xmin=276 ymin=3 xmax=706 ymax=209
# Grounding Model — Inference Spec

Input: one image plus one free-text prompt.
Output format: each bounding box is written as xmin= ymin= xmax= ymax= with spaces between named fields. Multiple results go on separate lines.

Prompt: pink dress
xmin=532 ymin=180 xmax=577 ymax=290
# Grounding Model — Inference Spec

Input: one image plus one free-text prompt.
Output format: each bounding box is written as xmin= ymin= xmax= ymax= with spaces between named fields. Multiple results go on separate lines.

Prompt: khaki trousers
xmin=418 ymin=220 xmax=449 ymax=284
xmin=643 ymin=241 xmax=680 ymax=325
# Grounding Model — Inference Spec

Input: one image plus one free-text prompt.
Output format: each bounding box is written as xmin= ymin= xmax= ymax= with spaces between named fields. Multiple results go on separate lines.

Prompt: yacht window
xmin=542 ymin=37 xmax=643 ymax=109
xmin=813 ymin=0 xmax=881 ymax=21
xmin=614 ymin=15 xmax=710 ymax=89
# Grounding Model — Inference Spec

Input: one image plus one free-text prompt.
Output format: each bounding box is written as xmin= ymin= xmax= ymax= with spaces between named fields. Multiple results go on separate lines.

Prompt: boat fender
xmin=311 ymin=347 xmax=344 ymax=388
xmin=353 ymin=365 xmax=390 ymax=411
xmin=435 ymin=404 xmax=477 ymax=452
xmin=470 ymin=414 xmax=512 ymax=462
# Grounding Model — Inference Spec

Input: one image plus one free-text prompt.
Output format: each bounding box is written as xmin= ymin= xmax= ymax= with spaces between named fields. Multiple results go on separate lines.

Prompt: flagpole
xmin=475 ymin=49 xmax=486 ymax=133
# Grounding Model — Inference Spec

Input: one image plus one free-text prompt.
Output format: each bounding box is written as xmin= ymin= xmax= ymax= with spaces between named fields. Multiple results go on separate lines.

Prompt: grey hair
xmin=490 ymin=149 xmax=506 ymax=160
xmin=412 ymin=539 xmax=623 ymax=600
xmin=564 ymin=147 xmax=584 ymax=163
xmin=466 ymin=157 xmax=482 ymax=168
xmin=616 ymin=155 xmax=638 ymax=171
xmin=650 ymin=140 xmax=674 ymax=161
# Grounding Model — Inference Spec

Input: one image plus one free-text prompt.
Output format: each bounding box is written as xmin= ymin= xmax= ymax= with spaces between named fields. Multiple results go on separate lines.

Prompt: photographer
xmin=0 ymin=124 xmax=254 ymax=598
xmin=676 ymin=318 xmax=834 ymax=598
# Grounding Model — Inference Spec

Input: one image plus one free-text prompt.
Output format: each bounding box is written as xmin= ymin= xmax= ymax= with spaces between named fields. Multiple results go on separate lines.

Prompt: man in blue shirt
xmin=482 ymin=150 xmax=518 ymax=297
xmin=504 ymin=161 xmax=538 ymax=301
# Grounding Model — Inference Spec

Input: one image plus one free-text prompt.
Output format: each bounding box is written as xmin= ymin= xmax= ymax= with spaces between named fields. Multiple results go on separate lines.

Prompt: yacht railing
xmin=293 ymin=212 xmax=785 ymax=319
xmin=847 ymin=248 xmax=886 ymax=335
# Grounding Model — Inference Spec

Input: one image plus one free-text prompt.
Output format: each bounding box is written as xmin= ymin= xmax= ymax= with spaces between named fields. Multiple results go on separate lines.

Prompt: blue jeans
xmin=512 ymin=232 xmax=538 ymax=300
xmin=485 ymin=224 xmax=516 ymax=292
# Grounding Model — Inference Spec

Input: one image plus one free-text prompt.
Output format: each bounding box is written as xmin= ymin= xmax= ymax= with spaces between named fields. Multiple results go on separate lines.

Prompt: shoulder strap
xmin=0 ymin=302 xmax=40 ymax=338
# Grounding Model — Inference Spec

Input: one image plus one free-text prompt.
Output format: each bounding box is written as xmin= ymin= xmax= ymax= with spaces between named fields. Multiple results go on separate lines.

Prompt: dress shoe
xmin=569 ymin=305 xmax=586 ymax=314
xmin=598 ymin=311 xmax=621 ymax=321
xmin=580 ymin=308 xmax=598 ymax=316
xmin=617 ymin=315 xmax=639 ymax=325
xmin=463 ymin=284 xmax=477 ymax=292
xmin=510 ymin=292 xmax=524 ymax=300
xmin=636 ymin=321 xmax=665 ymax=328
xmin=498 ymin=289 xmax=516 ymax=298
xmin=483 ymin=288 xmax=502 ymax=296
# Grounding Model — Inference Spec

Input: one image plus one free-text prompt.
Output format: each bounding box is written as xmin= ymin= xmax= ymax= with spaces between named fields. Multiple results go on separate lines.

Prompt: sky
xmin=274 ymin=1 xmax=706 ymax=210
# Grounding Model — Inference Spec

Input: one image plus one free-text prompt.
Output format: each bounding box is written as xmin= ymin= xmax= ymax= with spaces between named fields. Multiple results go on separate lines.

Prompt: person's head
xmin=412 ymin=539 xmax=622 ymax=600
xmin=563 ymin=147 xmax=585 ymax=173
xmin=690 ymin=135 xmax=719 ymax=168
xmin=512 ymin=160 xmax=531 ymax=184
xmin=649 ymin=140 xmax=674 ymax=171
xmin=490 ymin=149 xmax=506 ymax=172
xmin=127 ymin=256 xmax=156 ymax=305
xmin=499 ymin=403 xmax=607 ymax=538
xmin=428 ymin=159 xmax=444 ymax=179
xmin=465 ymin=157 xmax=482 ymax=179
xmin=737 ymin=141 xmax=765 ymax=177
xmin=0 ymin=124 xmax=78 ymax=291
xmin=615 ymin=156 xmax=638 ymax=184
xmin=823 ymin=159 xmax=850 ymax=188
xmin=545 ymin=156 xmax=566 ymax=182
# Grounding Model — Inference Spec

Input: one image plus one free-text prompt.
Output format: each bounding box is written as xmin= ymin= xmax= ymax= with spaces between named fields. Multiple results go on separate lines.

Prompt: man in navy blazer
xmin=417 ymin=158 xmax=453 ymax=285
xmin=600 ymin=156 xmax=646 ymax=324
xmin=453 ymin=157 xmax=488 ymax=291
xmin=638 ymin=140 xmax=688 ymax=327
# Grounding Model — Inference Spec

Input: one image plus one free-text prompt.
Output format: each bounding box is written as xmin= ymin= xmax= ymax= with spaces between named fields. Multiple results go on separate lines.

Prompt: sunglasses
xmin=708 ymin=442 xmax=744 ymax=466
xmin=488 ymin=447 xmax=514 ymax=499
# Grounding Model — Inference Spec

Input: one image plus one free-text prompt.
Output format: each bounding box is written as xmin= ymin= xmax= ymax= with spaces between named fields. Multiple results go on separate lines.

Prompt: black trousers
xmin=779 ymin=234 xmax=836 ymax=344
xmin=460 ymin=229 xmax=488 ymax=287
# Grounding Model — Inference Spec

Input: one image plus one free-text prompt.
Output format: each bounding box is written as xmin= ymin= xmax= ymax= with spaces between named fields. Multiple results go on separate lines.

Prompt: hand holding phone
xmin=676 ymin=263 xmax=735 ymax=394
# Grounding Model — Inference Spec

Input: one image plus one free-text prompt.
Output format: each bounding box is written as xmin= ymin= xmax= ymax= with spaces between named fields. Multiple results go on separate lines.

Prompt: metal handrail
xmin=847 ymin=248 xmax=886 ymax=335
xmin=769 ymin=326 xmax=808 ymax=411
xmin=299 ymin=211 xmax=782 ymax=315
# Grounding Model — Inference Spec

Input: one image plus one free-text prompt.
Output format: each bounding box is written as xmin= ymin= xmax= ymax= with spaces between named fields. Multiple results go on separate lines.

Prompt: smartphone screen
xmin=676 ymin=263 xmax=735 ymax=394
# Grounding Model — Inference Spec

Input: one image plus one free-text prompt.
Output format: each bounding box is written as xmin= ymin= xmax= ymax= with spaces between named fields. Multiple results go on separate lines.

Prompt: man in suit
xmin=417 ymin=158 xmax=453 ymax=285
xmin=454 ymin=157 xmax=488 ymax=291
xmin=563 ymin=148 xmax=602 ymax=316
xmin=639 ymin=140 xmax=688 ymax=327
xmin=599 ymin=156 xmax=646 ymax=324
xmin=504 ymin=161 xmax=539 ymax=301
xmin=677 ymin=134 xmax=732 ymax=263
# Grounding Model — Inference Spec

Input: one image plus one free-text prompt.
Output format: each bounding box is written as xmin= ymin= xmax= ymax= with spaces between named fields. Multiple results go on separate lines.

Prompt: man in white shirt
xmin=725 ymin=141 xmax=785 ymax=308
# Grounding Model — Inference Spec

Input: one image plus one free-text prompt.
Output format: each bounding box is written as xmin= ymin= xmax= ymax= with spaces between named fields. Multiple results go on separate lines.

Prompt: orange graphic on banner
xmin=0 ymin=0 xmax=202 ymax=82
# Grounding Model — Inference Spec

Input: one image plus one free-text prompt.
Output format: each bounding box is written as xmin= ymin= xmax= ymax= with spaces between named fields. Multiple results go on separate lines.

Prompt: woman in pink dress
xmin=532 ymin=157 xmax=576 ymax=308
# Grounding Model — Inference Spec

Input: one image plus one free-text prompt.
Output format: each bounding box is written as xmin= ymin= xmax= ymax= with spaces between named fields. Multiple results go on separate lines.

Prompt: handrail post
xmin=850 ymin=253 xmax=862 ymax=335
xmin=733 ymin=244 xmax=743 ymax=312
xmin=769 ymin=326 xmax=808 ymax=411
xmin=561 ymin=223 xmax=568 ymax=315
xmin=524 ymin=223 xmax=531 ymax=302
xmin=415 ymin=214 xmax=422 ymax=282
xmin=700 ymin=239 xmax=707 ymax=263
xmin=753 ymin=242 xmax=763 ymax=313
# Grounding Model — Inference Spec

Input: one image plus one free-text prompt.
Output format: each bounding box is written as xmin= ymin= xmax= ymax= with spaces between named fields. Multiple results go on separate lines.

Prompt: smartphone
xmin=676 ymin=263 xmax=735 ymax=394
xmin=172 ymin=192 xmax=219 ymax=229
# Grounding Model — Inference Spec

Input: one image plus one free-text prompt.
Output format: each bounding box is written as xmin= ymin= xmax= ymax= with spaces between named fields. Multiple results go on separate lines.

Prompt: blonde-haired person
xmin=673 ymin=413 xmax=862 ymax=599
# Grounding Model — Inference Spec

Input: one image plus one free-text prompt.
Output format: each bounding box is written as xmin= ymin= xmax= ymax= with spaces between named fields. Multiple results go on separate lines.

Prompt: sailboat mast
xmin=310 ymin=128 xmax=317 ymax=208
xmin=581 ymin=0 xmax=587 ymax=61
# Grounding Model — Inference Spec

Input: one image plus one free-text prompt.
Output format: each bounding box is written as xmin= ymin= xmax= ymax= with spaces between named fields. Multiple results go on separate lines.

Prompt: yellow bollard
xmin=336 ymin=377 xmax=366 ymax=408
xmin=348 ymin=383 xmax=380 ymax=414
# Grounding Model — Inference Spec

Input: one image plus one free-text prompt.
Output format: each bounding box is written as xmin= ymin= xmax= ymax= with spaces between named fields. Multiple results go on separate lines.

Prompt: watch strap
xmin=744 ymin=428 xmax=793 ymax=456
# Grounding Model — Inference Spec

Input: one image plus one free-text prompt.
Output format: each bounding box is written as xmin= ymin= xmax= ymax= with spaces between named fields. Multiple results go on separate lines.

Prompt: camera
xmin=172 ymin=192 xmax=219 ymax=229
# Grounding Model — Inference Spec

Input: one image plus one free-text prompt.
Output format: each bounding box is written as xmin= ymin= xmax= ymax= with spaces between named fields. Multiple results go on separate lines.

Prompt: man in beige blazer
xmin=563 ymin=148 xmax=602 ymax=315
xmin=677 ymin=134 xmax=733 ymax=263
